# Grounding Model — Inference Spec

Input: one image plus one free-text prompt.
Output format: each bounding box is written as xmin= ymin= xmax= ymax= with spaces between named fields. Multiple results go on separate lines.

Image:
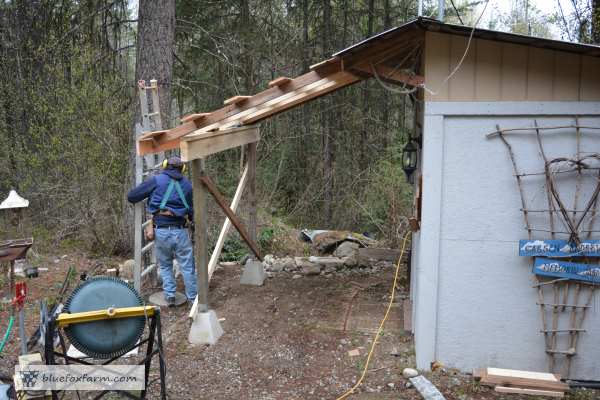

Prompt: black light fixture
xmin=401 ymin=139 xmax=418 ymax=181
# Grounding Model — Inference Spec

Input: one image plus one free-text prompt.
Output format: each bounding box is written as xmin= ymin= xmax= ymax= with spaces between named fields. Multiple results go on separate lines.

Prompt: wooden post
xmin=192 ymin=159 xmax=209 ymax=313
xmin=247 ymin=142 xmax=257 ymax=244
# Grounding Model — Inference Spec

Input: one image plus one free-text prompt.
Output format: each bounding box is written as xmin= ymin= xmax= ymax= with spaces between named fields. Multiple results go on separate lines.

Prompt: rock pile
xmin=262 ymin=241 xmax=397 ymax=276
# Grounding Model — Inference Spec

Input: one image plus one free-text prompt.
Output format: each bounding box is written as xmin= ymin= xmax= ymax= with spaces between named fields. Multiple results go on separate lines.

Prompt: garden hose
xmin=0 ymin=316 xmax=15 ymax=354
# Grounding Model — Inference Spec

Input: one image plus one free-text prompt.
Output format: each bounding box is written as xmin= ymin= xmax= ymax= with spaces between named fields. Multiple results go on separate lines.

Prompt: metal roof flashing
xmin=333 ymin=17 xmax=600 ymax=59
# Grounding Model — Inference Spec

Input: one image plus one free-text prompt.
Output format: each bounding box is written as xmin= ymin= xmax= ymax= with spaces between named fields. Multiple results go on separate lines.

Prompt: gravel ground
xmin=1 ymin=255 xmax=598 ymax=400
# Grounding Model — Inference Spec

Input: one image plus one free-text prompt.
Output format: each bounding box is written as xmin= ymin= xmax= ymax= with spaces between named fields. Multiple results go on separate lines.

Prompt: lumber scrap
xmin=180 ymin=125 xmax=260 ymax=162
xmin=268 ymin=77 xmax=292 ymax=88
xmin=199 ymin=175 xmax=262 ymax=261
xmin=479 ymin=368 xmax=568 ymax=392
xmin=224 ymin=95 xmax=251 ymax=106
xmin=494 ymin=386 xmax=564 ymax=398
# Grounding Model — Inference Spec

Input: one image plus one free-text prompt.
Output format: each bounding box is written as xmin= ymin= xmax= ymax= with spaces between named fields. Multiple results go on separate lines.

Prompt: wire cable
xmin=421 ymin=0 xmax=491 ymax=96
xmin=335 ymin=231 xmax=411 ymax=400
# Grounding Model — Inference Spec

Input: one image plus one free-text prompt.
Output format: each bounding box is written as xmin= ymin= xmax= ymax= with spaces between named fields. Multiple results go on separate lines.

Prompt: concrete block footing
xmin=240 ymin=260 xmax=266 ymax=286
xmin=188 ymin=310 xmax=224 ymax=345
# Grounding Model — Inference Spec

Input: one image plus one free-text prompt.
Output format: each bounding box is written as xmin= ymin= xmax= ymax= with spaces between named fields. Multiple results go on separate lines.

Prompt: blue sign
xmin=533 ymin=258 xmax=600 ymax=283
xmin=519 ymin=239 xmax=600 ymax=257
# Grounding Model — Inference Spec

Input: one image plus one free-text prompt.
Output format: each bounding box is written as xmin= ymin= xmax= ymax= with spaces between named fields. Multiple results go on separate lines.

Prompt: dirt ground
xmin=1 ymin=254 xmax=598 ymax=399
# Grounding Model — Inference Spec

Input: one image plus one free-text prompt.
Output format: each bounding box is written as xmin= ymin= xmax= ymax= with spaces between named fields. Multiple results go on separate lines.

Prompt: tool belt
xmin=145 ymin=179 xmax=191 ymax=241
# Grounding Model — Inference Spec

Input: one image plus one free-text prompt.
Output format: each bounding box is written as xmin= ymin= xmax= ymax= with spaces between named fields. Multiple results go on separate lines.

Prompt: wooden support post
xmin=199 ymin=175 xmax=262 ymax=261
xmin=188 ymin=166 xmax=248 ymax=319
xmin=247 ymin=143 xmax=257 ymax=244
xmin=192 ymin=159 xmax=209 ymax=314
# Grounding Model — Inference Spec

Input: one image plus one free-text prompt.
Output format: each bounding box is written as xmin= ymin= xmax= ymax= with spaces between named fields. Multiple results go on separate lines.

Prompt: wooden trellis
xmin=488 ymin=120 xmax=600 ymax=377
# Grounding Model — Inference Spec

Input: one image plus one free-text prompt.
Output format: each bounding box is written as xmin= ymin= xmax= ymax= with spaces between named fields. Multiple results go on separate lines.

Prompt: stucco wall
xmin=413 ymin=102 xmax=600 ymax=379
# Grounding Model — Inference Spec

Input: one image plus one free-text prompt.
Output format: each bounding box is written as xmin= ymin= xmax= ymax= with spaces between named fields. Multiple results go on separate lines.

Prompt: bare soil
xmin=1 ymin=254 xmax=598 ymax=400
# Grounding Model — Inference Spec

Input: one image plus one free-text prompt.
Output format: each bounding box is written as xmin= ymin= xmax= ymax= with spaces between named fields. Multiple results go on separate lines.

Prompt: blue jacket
xmin=127 ymin=169 xmax=194 ymax=227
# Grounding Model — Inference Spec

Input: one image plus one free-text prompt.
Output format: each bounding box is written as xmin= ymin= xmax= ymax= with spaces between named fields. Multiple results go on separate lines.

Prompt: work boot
xmin=165 ymin=296 xmax=176 ymax=308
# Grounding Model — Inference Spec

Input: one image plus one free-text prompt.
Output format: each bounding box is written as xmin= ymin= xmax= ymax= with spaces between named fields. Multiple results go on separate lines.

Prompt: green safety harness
xmin=159 ymin=179 xmax=190 ymax=213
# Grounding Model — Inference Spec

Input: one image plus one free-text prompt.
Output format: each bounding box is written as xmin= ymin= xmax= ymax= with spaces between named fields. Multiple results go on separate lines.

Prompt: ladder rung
xmin=537 ymin=302 xmax=590 ymax=308
xmin=143 ymin=112 xmax=160 ymax=118
xmin=540 ymin=329 xmax=585 ymax=333
xmin=141 ymin=263 xmax=157 ymax=278
xmin=142 ymin=241 xmax=154 ymax=254
xmin=546 ymin=349 xmax=576 ymax=355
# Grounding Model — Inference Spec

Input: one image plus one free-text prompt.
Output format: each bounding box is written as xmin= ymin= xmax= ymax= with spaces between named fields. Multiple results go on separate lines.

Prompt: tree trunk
xmin=382 ymin=0 xmax=392 ymax=149
xmin=322 ymin=0 xmax=334 ymax=225
xmin=359 ymin=0 xmax=375 ymax=171
xmin=593 ymin=0 xmax=600 ymax=44
xmin=122 ymin=0 xmax=175 ymax=252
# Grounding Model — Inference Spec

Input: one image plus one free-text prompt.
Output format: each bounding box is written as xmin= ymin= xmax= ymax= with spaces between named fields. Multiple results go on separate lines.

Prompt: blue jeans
xmin=155 ymin=228 xmax=197 ymax=300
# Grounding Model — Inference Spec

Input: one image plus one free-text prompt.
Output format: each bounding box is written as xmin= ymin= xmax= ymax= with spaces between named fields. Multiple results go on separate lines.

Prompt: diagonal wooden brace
xmin=199 ymin=175 xmax=262 ymax=261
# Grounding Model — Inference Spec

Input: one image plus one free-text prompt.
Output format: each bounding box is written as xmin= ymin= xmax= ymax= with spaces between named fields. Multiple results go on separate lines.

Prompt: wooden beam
xmin=480 ymin=368 xmax=568 ymax=392
xmin=200 ymin=175 xmax=262 ymax=261
xmin=224 ymin=95 xmax=252 ymax=106
xmin=135 ymin=64 xmax=342 ymax=155
xmin=180 ymin=113 xmax=210 ymax=123
xmin=351 ymin=63 xmax=423 ymax=86
xmin=310 ymin=57 xmax=341 ymax=71
xmin=191 ymin=159 xmax=209 ymax=315
xmin=340 ymin=29 xmax=423 ymax=69
xmin=137 ymin=121 xmax=197 ymax=156
xmin=189 ymin=166 xmax=249 ymax=319
xmin=240 ymin=71 xmax=360 ymax=125
xmin=180 ymin=125 xmax=260 ymax=162
xmin=268 ymin=77 xmax=291 ymax=88
xmin=494 ymin=387 xmax=564 ymax=398
xmin=247 ymin=143 xmax=257 ymax=243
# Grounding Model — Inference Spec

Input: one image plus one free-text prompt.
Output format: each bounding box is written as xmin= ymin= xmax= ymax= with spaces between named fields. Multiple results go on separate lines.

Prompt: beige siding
xmin=424 ymin=31 xmax=599 ymax=101
xmin=423 ymin=31 xmax=451 ymax=100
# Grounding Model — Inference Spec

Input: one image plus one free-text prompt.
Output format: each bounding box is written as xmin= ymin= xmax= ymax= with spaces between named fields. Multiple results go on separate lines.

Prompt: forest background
xmin=0 ymin=0 xmax=599 ymax=256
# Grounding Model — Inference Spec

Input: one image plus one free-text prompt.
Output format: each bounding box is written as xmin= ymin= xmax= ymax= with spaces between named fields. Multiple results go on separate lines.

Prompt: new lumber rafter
xmin=136 ymin=61 xmax=345 ymax=156
xmin=350 ymin=63 xmax=423 ymax=87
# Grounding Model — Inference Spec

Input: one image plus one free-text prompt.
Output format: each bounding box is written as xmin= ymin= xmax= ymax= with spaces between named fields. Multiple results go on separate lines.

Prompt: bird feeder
xmin=0 ymin=190 xmax=33 ymax=313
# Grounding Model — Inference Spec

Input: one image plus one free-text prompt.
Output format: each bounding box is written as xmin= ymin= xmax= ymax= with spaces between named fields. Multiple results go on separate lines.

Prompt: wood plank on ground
xmin=494 ymin=386 xmax=564 ymax=397
xmin=480 ymin=368 xmax=568 ymax=391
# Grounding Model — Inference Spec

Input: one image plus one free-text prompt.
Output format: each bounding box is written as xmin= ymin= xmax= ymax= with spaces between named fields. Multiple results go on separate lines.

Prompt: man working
xmin=127 ymin=156 xmax=197 ymax=307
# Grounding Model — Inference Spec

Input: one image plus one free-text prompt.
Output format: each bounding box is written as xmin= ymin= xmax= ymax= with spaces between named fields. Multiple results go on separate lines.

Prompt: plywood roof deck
xmin=137 ymin=17 xmax=600 ymax=156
